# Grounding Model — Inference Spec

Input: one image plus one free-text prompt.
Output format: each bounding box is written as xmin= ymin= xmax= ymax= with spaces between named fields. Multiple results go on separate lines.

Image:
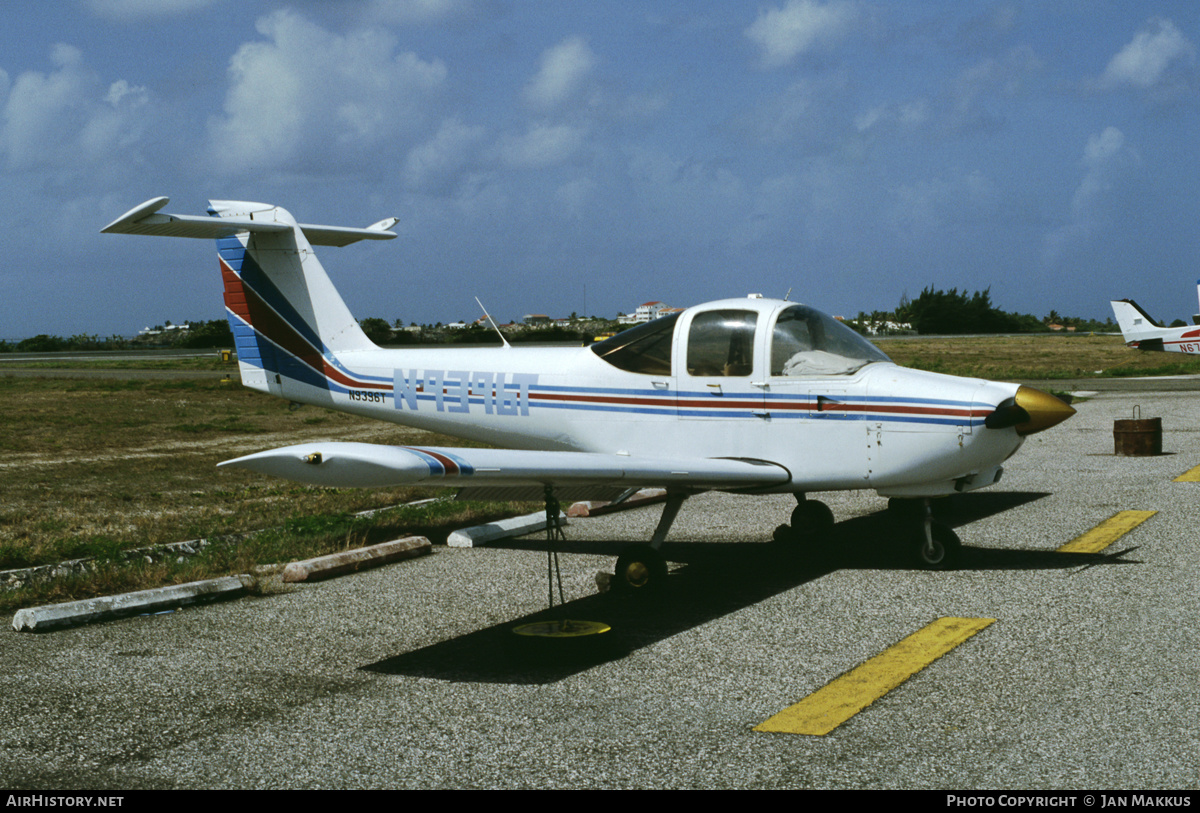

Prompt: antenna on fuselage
xmin=783 ymin=287 xmax=793 ymax=301
xmin=475 ymin=297 xmax=511 ymax=348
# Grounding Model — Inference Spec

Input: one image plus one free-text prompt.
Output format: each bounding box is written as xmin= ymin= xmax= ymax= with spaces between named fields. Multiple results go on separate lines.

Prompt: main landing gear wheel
xmin=773 ymin=498 xmax=835 ymax=545
xmin=913 ymin=522 xmax=961 ymax=570
xmin=613 ymin=544 xmax=667 ymax=594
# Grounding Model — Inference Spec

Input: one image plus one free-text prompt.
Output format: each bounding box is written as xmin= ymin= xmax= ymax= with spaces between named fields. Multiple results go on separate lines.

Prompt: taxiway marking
xmin=753 ymin=616 xmax=995 ymax=736
xmin=1174 ymin=465 xmax=1200 ymax=482
xmin=1057 ymin=510 xmax=1157 ymax=554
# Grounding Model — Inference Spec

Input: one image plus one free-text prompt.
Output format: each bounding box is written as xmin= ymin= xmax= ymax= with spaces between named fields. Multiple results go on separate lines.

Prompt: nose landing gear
xmin=912 ymin=498 xmax=961 ymax=569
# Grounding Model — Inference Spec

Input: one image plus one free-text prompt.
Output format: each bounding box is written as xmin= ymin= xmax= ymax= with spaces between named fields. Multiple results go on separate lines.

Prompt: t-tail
xmin=102 ymin=197 xmax=398 ymax=398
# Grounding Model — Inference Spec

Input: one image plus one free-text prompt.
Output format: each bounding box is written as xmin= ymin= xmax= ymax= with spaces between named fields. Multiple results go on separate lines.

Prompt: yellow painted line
xmin=1057 ymin=510 xmax=1156 ymax=554
xmin=1174 ymin=465 xmax=1200 ymax=482
xmin=754 ymin=617 xmax=995 ymax=736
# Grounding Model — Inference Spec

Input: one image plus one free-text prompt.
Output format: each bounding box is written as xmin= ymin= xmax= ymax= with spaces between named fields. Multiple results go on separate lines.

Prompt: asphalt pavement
xmin=2 ymin=385 xmax=1199 ymax=789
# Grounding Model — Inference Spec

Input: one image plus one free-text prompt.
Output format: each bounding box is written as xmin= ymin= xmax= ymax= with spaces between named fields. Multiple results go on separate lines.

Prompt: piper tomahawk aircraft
xmin=104 ymin=197 xmax=1074 ymax=589
xmin=1111 ymin=284 xmax=1200 ymax=354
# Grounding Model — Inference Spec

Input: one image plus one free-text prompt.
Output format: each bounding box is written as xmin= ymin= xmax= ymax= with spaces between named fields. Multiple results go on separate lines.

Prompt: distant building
xmin=858 ymin=320 xmax=913 ymax=336
xmin=523 ymin=314 xmax=550 ymax=326
xmin=137 ymin=323 xmax=191 ymax=339
xmin=618 ymin=301 xmax=673 ymax=325
xmin=634 ymin=301 xmax=668 ymax=322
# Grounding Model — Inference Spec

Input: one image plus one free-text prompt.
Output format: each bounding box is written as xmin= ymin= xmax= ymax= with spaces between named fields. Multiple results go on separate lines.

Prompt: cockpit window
xmin=770 ymin=305 xmax=890 ymax=376
xmin=686 ymin=310 xmax=756 ymax=377
xmin=590 ymin=312 xmax=680 ymax=375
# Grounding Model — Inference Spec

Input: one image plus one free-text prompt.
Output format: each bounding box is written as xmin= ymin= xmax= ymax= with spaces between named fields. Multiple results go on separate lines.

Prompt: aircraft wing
xmin=219 ymin=443 xmax=791 ymax=493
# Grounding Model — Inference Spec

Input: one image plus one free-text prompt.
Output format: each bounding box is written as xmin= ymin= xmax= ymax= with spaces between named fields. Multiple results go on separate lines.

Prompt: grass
xmin=0 ymin=354 xmax=233 ymax=371
xmin=0 ymin=499 xmax=529 ymax=614
xmin=0 ymin=371 xmax=537 ymax=612
xmin=875 ymin=332 xmax=1200 ymax=380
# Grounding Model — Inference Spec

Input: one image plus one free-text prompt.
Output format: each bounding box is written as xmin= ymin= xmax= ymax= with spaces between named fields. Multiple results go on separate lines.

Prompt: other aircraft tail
xmin=102 ymin=197 xmax=398 ymax=398
xmin=1109 ymin=299 xmax=1165 ymax=347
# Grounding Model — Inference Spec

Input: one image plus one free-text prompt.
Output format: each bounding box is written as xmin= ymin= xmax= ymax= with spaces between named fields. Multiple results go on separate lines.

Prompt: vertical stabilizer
xmin=101 ymin=196 xmax=397 ymax=399
xmin=212 ymin=201 xmax=375 ymax=396
xmin=1110 ymin=299 xmax=1165 ymax=346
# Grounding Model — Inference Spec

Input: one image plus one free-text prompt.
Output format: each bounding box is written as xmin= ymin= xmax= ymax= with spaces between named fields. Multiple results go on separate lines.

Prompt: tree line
xmin=848 ymin=287 xmax=1118 ymax=336
xmin=1 ymin=319 xmax=234 ymax=352
xmin=4 ymin=290 xmax=1126 ymax=352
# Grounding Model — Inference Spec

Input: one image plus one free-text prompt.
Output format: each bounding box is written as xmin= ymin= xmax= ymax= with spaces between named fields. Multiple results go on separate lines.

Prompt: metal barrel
xmin=1114 ymin=417 xmax=1162 ymax=456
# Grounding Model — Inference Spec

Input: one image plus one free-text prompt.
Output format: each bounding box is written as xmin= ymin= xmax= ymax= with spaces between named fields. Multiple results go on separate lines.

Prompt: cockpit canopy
xmin=590 ymin=301 xmax=890 ymax=377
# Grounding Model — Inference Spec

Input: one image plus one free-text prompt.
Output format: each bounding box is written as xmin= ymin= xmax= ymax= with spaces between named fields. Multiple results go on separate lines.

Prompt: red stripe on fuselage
xmin=530 ymin=388 xmax=982 ymax=419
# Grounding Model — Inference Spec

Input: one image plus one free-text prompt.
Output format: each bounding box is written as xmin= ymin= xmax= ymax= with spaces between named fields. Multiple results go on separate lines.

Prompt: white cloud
xmin=1100 ymin=17 xmax=1194 ymax=90
xmin=745 ymin=0 xmax=858 ymax=69
xmin=1083 ymin=126 xmax=1125 ymax=166
xmin=496 ymin=123 xmax=586 ymax=169
xmin=1072 ymin=127 xmax=1128 ymax=219
xmin=0 ymin=44 xmax=148 ymax=172
xmin=554 ymin=177 xmax=595 ymax=220
xmin=207 ymin=10 xmax=447 ymax=174
xmin=739 ymin=73 xmax=854 ymax=147
xmin=855 ymin=98 xmax=929 ymax=134
xmin=1044 ymin=127 xmax=1139 ymax=267
xmin=404 ymin=117 xmax=486 ymax=191
xmin=524 ymin=37 xmax=596 ymax=109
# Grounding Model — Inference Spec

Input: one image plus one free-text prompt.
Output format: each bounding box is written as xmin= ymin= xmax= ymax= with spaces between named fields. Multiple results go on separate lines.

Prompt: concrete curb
xmin=12 ymin=576 xmax=248 ymax=632
xmin=282 ymin=536 xmax=431 ymax=582
xmin=9 ymin=504 xmax=548 ymax=630
xmin=446 ymin=511 xmax=567 ymax=547
xmin=567 ymin=488 xmax=668 ymax=517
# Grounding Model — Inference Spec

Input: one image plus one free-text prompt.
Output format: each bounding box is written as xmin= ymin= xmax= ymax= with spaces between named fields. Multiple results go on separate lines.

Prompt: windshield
xmin=770 ymin=305 xmax=890 ymax=376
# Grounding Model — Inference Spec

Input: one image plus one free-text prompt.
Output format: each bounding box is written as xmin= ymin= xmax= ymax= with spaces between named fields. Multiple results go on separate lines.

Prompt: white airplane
xmin=103 ymin=197 xmax=1074 ymax=590
xmin=1111 ymin=284 xmax=1200 ymax=354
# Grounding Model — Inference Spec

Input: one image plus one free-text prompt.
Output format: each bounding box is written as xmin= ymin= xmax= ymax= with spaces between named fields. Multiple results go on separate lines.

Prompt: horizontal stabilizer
xmin=219 ymin=442 xmax=791 ymax=491
xmin=101 ymin=196 xmax=397 ymax=246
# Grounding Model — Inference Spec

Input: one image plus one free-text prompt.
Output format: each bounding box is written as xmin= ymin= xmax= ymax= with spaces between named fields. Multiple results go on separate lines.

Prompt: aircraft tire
xmin=790 ymin=499 xmax=835 ymax=537
xmin=914 ymin=522 xmax=961 ymax=570
xmin=614 ymin=545 xmax=667 ymax=593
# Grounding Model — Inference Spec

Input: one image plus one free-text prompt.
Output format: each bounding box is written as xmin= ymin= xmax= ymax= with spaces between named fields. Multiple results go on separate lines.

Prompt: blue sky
xmin=2 ymin=1 xmax=1198 ymax=338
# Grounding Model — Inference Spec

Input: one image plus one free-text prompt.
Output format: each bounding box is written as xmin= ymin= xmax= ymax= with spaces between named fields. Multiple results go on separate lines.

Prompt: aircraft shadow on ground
xmin=362 ymin=490 xmax=1136 ymax=685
